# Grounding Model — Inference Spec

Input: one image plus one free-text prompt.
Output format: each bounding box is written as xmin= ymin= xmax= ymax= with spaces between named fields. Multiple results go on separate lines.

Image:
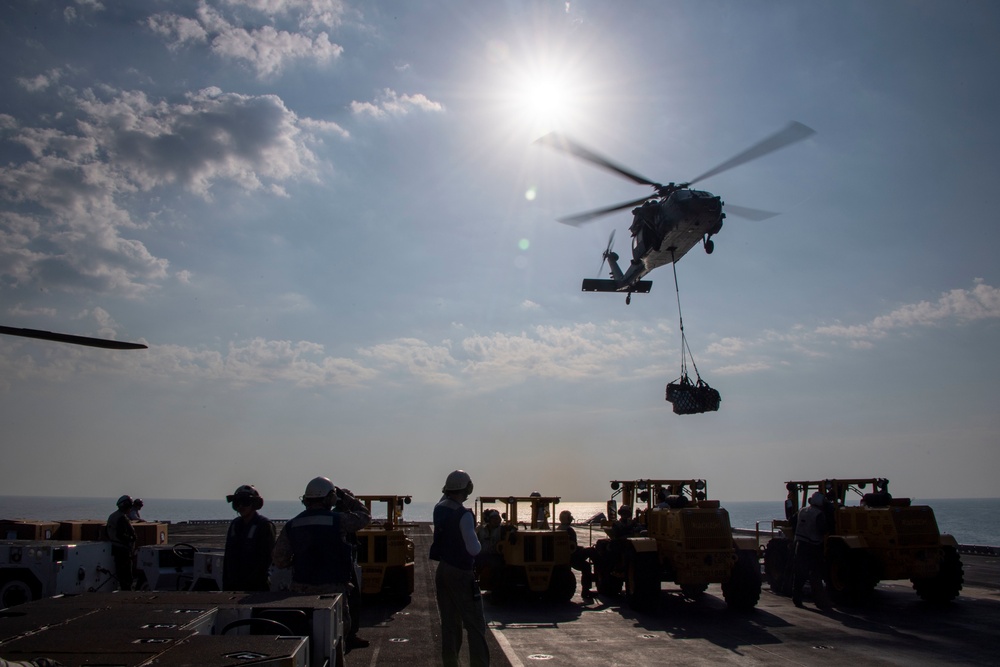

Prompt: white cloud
xmin=350 ymin=89 xmax=445 ymax=119
xmin=359 ymin=338 xmax=459 ymax=387
xmin=815 ymin=281 xmax=1000 ymax=343
xmin=713 ymin=361 xmax=771 ymax=376
xmin=0 ymin=86 xmax=339 ymax=296
xmin=148 ymin=3 xmax=345 ymax=78
xmin=704 ymin=336 xmax=746 ymax=357
xmin=7 ymin=304 xmax=57 ymax=319
xmin=147 ymin=13 xmax=208 ymax=48
xmin=211 ymin=26 xmax=342 ymax=78
xmin=220 ymin=0 xmax=349 ymax=30
xmin=699 ymin=282 xmax=1000 ymax=376
xmin=299 ymin=116 xmax=350 ymax=139
xmin=17 ymin=69 xmax=62 ymax=92
xmin=3 ymin=283 xmax=996 ymax=391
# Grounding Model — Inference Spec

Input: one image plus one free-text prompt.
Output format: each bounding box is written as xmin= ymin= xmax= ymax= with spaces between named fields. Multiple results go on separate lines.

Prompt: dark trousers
xmin=348 ymin=564 xmax=361 ymax=636
xmin=112 ymin=545 xmax=133 ymax=591
xmin=571 ymin=547 xmax=595 ymax=590
xmin=792 ymin=541 xmax=825 ymax=601
xmin=435 ymin=561 xmax=489 ymax=667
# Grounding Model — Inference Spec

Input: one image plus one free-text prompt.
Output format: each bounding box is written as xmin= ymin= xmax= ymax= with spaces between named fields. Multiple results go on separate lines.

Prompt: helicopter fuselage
xmin=605 ymin=188 xmax=723 ymax=290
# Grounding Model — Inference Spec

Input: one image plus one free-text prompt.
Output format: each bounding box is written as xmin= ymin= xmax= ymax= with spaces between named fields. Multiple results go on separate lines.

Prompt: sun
xmin=515 ymin=74 xmax=575 ymax=128
xmin=497 ymin=58 xmax=585 ymax=138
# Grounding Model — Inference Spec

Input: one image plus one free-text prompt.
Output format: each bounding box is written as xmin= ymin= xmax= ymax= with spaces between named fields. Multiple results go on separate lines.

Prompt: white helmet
xmin=809 ymin=491 xmax=826 ymax=508
xmin=303 ymin=476 xmax=336 ymax=500
xmin=442 ymin=470 xmax=473 ymax=494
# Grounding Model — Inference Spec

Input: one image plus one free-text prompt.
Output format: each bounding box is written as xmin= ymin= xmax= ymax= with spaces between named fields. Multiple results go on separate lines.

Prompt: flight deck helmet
xmin=227 ymin=484 xmax=264 ymax=510
xmin=442 ymin=470 xmax=473 ymax=496
xmin=116 ymin=495 xmax=134 ymax=511
xmin=302 ymin=476 xmax=336 ymax=501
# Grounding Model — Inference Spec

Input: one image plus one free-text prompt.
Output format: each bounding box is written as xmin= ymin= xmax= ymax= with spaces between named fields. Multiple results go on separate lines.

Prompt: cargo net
xmin=665 ymin=254 xmax=720 ymax=414
xmin=666 ymin=374 xmax=721 ymax=414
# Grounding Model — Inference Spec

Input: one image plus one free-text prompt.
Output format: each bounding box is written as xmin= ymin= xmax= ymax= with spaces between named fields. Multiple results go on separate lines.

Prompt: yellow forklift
xmin=354 ymin=495 xmax=415 ymax=598
xmin=595 ymin=479 xmax=760 ymax=611
xmin=473 ymin=495 xmax=576 ymax=602
xmin=761 ymin=478 xmax=963 ymax=603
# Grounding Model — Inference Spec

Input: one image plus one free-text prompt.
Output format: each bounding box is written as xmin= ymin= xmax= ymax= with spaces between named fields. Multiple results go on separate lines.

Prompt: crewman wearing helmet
xmin=557 ymin=510 xmax=595 ymax=599
xmin=127 ymin=498 xmax=144 ymax=521
xmin=107 ymin=495 xmax=137 ymax=591
xmin=272 ymin=476 xmax=371 ymax=650
xmin=529 ymin=491 xmax=550 ymax=529
xmin=430 ymin=470 xmax=488 ymax=667
xmin=223 ymin=484 xmax=276 ymax=592
xmin=792 ymin=491 xmax=832 ymax=609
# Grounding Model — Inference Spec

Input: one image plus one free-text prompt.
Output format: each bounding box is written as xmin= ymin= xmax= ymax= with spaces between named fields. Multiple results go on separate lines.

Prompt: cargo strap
xmin=671 ymin=252 xmax=702 ymax=384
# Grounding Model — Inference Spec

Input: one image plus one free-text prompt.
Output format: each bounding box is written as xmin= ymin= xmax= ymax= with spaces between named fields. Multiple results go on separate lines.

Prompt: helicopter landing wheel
xmin=704 ymin=238 xmax=715 ymax=254
xmin=626 ymin=293 xmax=632 ymax=305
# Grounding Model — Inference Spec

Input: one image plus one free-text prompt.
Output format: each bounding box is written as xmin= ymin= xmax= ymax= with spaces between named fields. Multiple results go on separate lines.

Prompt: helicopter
xmin=536 ymin=122 xmax=815 ymax=304
xmin=0 ymin=325 xmax=147 ymax=350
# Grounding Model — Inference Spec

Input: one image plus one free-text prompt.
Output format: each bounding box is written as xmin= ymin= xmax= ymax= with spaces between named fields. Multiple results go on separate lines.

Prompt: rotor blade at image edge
xmin=723 ymin=204 xmax=780 ymax=221
xmin=535 ymin=132 xmax=659 ymax=187
xmin=0 ymin=325 xmax=148 ymax=350
xmin=687 ymin=121 xmax=816 ymax=186
xmin=558 ymin=196 xmax=653 ymax=226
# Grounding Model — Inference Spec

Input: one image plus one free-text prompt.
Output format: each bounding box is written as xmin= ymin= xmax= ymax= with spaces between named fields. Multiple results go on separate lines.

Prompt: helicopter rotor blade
xmin=558 ymin=195 xmax=654 ymax=226
xmin=0 ymin=325 xmax=148 ymax=350
xmin=535 ymin=132 xmax=660 ymax=188
xmin=687 ymin=121 xmax=816 ymax=187
xmin=723 ymin=204 xmax=780 ymax=221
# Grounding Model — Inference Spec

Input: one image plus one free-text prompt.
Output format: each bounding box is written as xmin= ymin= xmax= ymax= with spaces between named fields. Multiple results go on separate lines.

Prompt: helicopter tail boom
xmin=581 ymin=279 xmax=652 ymax=294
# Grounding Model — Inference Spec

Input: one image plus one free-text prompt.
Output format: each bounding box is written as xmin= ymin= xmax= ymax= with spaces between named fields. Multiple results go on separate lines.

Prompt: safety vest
xmin=430 ymin=500 xmax=475 ymax=570
xmin=284 ymin=508 xmax=352 ymax=585
xmin=795 ymin=505 xmax=826 ymax=545
xmin=106 ymin=510 xmax=135 ymax=549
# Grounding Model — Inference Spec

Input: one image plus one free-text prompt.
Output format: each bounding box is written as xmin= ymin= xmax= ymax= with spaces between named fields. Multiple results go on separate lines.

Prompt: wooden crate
xmin=0 ymin=520 xmax=61 ymax=540
xmin=133 ymin=521 xmax=168 ymax=546
xmin=56 ymin=520 xmax=107 ymax=541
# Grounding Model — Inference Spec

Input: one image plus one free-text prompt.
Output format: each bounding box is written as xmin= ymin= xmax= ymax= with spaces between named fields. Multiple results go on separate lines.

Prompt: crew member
xmin=476 ymin=509 xmax=503 ymax=553
xmin=529 ymin=491 xmax=550 ymax=529
xmin=557 ymin=510 xmax=595 ymax=599
xmin=611 ymin=504 xmax=642 ymax=538
xmin=792 ymin=491 xmax=831 ymax=609
xmin=430 ymin=470 xmax=489 ymax=667
xmin=223 ymin=484 xmax=276 ymax=592
xmin=272 ymin=477 xmax=371 ymax=650
xmin=127 ymin=498 xmax=144 ymax=522
xmin=107 ymin=495 xmax=137 ymax=591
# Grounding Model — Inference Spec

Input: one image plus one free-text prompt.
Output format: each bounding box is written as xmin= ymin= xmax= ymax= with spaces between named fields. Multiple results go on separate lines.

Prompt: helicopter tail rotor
xmin=597 ymin=229 xmax=616 ymax=277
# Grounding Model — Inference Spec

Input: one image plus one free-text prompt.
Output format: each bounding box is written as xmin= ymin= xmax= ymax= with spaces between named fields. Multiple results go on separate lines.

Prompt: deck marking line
xmin=490 ymin=626 xmax=525 ymax=667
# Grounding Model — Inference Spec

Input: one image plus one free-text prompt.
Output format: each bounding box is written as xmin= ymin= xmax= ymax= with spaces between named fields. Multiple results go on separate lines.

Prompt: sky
xmin=1 ymin=0 xmax=998 ymax=505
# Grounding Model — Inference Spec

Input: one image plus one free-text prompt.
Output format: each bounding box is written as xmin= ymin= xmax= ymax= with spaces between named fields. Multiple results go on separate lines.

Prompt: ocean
xmin=2 ymin=496 xmax=998 ymax=547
